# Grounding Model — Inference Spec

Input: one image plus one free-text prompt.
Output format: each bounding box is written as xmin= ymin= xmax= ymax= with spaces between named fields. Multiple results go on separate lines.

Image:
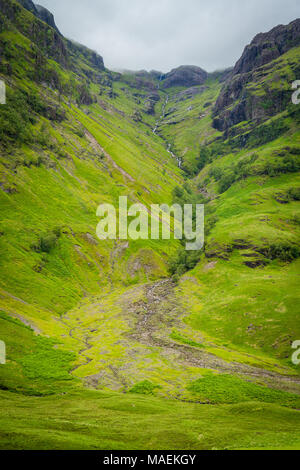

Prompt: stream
xmin=153 ymin=83 xmax=182 ymax=169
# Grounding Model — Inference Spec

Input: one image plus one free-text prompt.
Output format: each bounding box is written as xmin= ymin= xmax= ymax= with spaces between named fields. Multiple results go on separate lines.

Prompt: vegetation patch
xmin=188 ymin=374 xmax=300 ymax=407
xmin=170 ymin=330 xmax=204 ymax=349
xmin=129 ymin=380 xmax=161 ymax=395
xmin=20 ymin=336 xmax=75 ymax=382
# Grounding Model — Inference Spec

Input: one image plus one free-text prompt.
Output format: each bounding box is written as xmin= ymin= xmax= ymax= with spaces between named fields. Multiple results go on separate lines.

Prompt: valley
xmin=0 ymin=0 xmax=299 ymax=450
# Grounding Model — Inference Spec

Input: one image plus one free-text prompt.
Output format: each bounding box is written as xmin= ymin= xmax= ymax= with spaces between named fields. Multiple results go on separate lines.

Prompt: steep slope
xmin=234 ymin=19 xmax=300 ymax=74
xmin=18 ymin=0 xmax=60 ymax=33
xmin=0 ymin=0 xmax=182 ymax=392
xmin=213 ymin=19 xmax=300 ymax=134
xmin=0 ymin=0 xmax=299 ymax=450
xmin=161 ymin=25 xmax=300 ymax=369
xmin=0 ymin=0 xmax=182 ymax=313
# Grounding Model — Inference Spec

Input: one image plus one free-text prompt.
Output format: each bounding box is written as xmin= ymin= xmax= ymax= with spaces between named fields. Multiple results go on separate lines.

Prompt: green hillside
xmin=0 ymin=0 xmax=299 ymax=450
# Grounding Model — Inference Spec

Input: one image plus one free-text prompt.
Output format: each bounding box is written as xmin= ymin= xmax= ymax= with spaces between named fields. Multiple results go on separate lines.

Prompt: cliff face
xmin=17 ymin=0 xmax=36 ymax=12
xmin=213 ymin=19 xmax=300 ymax=135
xmin=234 ymin=19 xmax=300 ymax=74
xmin=0 ymin=0 xmax=68 ymax=66
xmin=35 ymin=4 xmax=60 ymax=34
xmin=10 ymin=0 xmax=105 ymax=73
xmin=17 ymin=0 xmax=60 ymax=33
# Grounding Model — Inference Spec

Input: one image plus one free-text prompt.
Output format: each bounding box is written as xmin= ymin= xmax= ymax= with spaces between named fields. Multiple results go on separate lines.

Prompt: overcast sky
xmin=39 ymin=0 xmax=299 ymax=72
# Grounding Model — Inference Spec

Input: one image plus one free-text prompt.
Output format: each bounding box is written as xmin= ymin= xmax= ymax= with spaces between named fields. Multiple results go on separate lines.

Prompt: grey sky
xmin=39 ymin=0 xmax=299 ymax=72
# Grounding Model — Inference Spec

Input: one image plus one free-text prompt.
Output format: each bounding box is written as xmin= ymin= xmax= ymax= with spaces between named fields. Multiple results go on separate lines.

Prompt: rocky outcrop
xmin=162 ymin=65 xmax=207 ymax=89
xmin=35 ymin=4 xmax=60 ymax=34
xmin=120 ymin=72 xmax=158 ymax=92
xmin=174 ymin=85 xmax=208 ymax=102
xmin=1 ymin=0 xmax=68 ymax=66
xmin=17 ymin=0 xmax=36 ymax=13
xmin=11 ymin=0 xmax=105 ymax=73
xmin=234 ymin=19 xmax=300 ymax=74
xmin=144 ymin=93 xmax=160 ymax=115
xmin=208 ymin=67 xmax=233 ymax=83
xmin=213 ymin=19 xmax=300 ymax=136
xmin=212 ymin=73 xmax=250 ymax=132
xmin=17 ymin=0 xmax=60 ymax=33
xmin=67 ymin=40 xmax=105 ymax=72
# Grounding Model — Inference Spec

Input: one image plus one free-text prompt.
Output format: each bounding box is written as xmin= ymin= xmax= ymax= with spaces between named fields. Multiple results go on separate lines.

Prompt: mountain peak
xmin=35 ymin=4 xmax=60 ymax=34
xmin=17 ymin=0 xmax=36 ymax=13
xmin=17 ymin=0 xmax=60 ymax=33
xmin=161 ymin=65 xmax=208 ymax=88
xmin=233 ymin=18 xmax=300 ymax=74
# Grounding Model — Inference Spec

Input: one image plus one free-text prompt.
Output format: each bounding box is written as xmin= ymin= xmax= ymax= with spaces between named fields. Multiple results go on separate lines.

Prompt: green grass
xmin=0 ymin=311 xmax=77 ymax=395
xmin=1 ymin=388 xmax=300 ymax=450
xmin=129 ymin=380 xmax=162 ymax=395
xmin=157 ymin=80 xmax=222 ymax=175
xmin=179 ymin=257 xmax=300 ymax=369
xmin=188 ymin=373 xmax=300 ymax=406
xmin=0 ymin=0 xmax=299 ymax=450
xmin=170 ymin=330 xmax=205 ymax=349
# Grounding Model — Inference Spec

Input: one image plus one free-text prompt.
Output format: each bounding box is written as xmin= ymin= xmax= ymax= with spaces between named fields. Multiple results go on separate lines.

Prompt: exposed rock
xmin=203 ymin=261 xmax=217 ymax=272
xmin=66 ymin=40 xmax=105 ymax=72
xmin=234 ymin=19 xmax=300 ymax=74
xmin=144 ymin=100 xmax=155 ymax=115
xmin=132 ymin=110 xmax=142 ymax=122
xmin=35 ymin=4 xmax=60 ymax=33
xmin=144 ymin=93 xmax=160 ymax=115
xmin=90 ymin=50 xmax=105 ymax=71
xmin=14 ymin=0 xmax=105 ymax=73
xmin=213 ymin=19 xmax=300 ymax=136
xmin=244 ymin=258 xmax=267 ymax=268
xmin=174 ymin=85 xmax=208 ymax=102
xmin=17 ymin=0 xmax=37 ymax=13
xmin=8 ymin=1 xmax=68 ymax=66
xmin=120 ymin=70 xmax=158 ymax=91
xmin=149 ymin=70 xmax=163 ymax=79
xmin=84 ymin=233 xmax=98 ymax=245
xmin=208 ymin=67 xmax=233 ymax=83
xmin=17 ymin=0 xmax=60 ymax=33
xmin=162 ymin=65 xmax=207 ymax=89
xmin=147 ymin=93 xmax=160 ymax=102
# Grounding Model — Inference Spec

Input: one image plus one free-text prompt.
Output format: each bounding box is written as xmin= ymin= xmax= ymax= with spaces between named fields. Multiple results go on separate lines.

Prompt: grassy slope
xmin=1 ymin=389 xmax=300 ymax=450
xmin=1 ymin=308 xmax=300 ymax=450
xmin=158 ymin=48 xmax=300 ymax=369
xmin=0 ymin=0 xmax=299 ymax=450
xmin=156 ymin=79 xmax=223 ymax=173
xmin=0 ymin=4 xmax=181 ymax=317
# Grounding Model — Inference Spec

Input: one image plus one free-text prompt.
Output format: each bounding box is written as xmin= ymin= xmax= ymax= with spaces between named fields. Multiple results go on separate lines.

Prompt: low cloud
xmin=40 ymin=0 xmax=299 ymax=72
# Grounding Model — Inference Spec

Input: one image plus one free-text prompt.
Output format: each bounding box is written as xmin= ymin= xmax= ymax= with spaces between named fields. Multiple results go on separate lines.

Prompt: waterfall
xmin=152 ymin=94 xmax=182 ymax=169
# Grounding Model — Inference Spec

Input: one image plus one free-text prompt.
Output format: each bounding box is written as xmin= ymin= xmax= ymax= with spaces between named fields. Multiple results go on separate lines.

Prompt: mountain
xmin=161 ymin=65 xmax=208 ymax=88
xmin=0 ymin=0 xmax=300 ymax=450
xmin=213 ymin=19 xmax=300 ymax=134
xmin=17 ymin=0 xmax=36 ymax=13
xmin=35 ymin=4 xmax=60 ymax=33
xmin=234 ymin=19 xmax=300 ymax=74
xmin=17 ymin=0 xmax=60 ymax=33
